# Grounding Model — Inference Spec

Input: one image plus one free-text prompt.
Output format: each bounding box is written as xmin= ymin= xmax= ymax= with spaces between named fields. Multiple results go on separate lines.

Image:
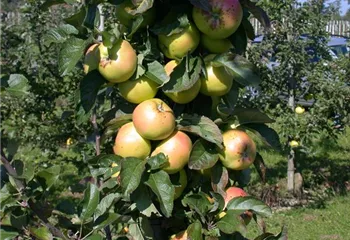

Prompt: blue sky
xmin=298 ymin=0 xmax=350 ymax=15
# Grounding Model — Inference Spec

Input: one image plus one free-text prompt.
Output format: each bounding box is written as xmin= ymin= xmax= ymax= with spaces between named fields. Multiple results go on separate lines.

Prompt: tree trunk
xmin=287 ymin=148 xmax=295 ymax=193
xmin=287 ymin=86 xmax=295 ymax=193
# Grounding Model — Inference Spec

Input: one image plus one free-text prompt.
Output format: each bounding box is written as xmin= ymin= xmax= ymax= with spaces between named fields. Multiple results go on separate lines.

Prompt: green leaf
xmin=11 ymin=160 xmax=34 ymax=182
xmin=28 ymin=227 xmax=53 ymax=240
xmin=241 ymin=0 xmax=271 ymax=29
xmin=186 ymin=220 xmax=202 ymax=240
xmin=83 ymin=4 xmax=97 ymax=30
xmin=128 ymin=216 xmax=154 ymax=240
xmin=232 ymin=108 xmax=274 ymax=125
xmin=101 ymin=114 xmax=133 ymax=143
xmin=226 ymin=196 xmax=272 ymax=217
xmin=253 ymin=153 xmax=267 ymax=184
xmin=127 ymin=0 xmax=154 ymax=15
xmin=80 ymin=183 xmax=100 ymax=221
xmin=145 ymin=170 xmax=174 ymax=217
xmin=212 ymin=53 xmax=260 ymax=87
xmin=254 ymin=226 xmax=287 ymax=240
xmin=0 ymin=228 xmax=19 ymax=240
xmin=217 ymin=210 xmax=245 ymax=234
xmin=36 ymin=166 xmax=61 ymax=190
xmin=128 ymin=15 xmax=144 ymax=38
xmin=56 ymin=199 xmax=76 ymax=215
xmin=229 ymin=23 xmax=247 ymax=55
xmin=5 ymin=74 xmax=30 ymax=97
xmin=10 ymin=209 xmax=28 ymax=230
xmin=211 ymin=163 xmax=229 ymax=196
xmin=162 ymin=56 xmax=202 ymax=93
xmin=146 ymin=153 xmax=168 ymax=170
xmin=220 ymin=82 xmax=240 ymax=115
xmin=242 ymin=17 xmax=255 ymax=40
xmin=80 ymin=70 xmax=107 ymax=113
xmin=130 ymin=184 xmax=160 ymax=217
xmin=189 ymin=0 xmax=211 ymax=12
xmin=144 ymin=61 xmax=170 ymax=85
xmin=176 ymin=113 xmax=223 ymax=148
xmin=151 ymin=11 xmax=190 ymax=36
xmin=242 ymin=123 xmax=282 ymax=151
xmin=64 ymin=7 xmax=88 ymax=36
xmin=182 ymin=193 xmax=212 ymax=217
xmin=188 ymin=139 xmax=219 ymax=170
xmin=120 ymin=157 xmax=146 ymax=195
xmin=58 ymin=36 xmax=87 ymax=76
xmin=85 ymin=234 xmax=104 ymax=240
xmin=93 ymin=213 xmax=121 ymax=231
xmin=43 ymin=24 xmax=78 ymax=46
xmin=95 ymin=193 xmax=122 ymax=220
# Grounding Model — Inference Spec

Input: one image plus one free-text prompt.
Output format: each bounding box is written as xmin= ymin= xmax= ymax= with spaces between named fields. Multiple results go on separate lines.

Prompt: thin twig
xmin=91 ymin=107 xmax=112 ymax=240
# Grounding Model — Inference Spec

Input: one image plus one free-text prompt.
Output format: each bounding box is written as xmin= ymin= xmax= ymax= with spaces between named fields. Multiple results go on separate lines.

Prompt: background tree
xmin=247 ymin=0 xmax=349 ymax=193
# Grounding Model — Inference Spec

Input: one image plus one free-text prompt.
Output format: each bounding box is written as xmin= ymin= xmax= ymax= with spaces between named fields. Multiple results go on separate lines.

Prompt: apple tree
xmin=1 ymin=0 xmax=287 ymax=239
xmin=246 ymin=0 xmax=350 ymax=193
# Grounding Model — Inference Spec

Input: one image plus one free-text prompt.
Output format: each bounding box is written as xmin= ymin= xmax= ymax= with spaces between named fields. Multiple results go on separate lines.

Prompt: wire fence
xmin=250 ymin=18 xmax=350 ymax=38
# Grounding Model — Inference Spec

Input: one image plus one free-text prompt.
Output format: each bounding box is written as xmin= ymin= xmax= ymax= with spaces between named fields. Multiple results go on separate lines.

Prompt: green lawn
xmin=245 ymin=127 xmax=350 ymax=239
xmin=246 ymin=195 xmax=350 ymax=240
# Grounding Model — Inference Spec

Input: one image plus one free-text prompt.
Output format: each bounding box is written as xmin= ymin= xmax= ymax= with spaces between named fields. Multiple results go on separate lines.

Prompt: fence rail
xmin=250 ymin=18 xmax=350 ymax=38
xmin=1 ymin=11 xmax=350 ymax=38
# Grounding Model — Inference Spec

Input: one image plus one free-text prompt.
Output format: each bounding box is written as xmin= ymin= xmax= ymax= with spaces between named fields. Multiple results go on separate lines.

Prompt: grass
xmin=246 ymin=195 xmax=350 ymax=240
xmin=244 ymin=127 xmax=350 ymax=239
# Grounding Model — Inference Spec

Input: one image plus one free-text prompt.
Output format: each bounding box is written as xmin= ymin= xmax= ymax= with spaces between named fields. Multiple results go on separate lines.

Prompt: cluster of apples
xmin=112 ymin=98 xmax=191 ymax=200
xmin=83 ymin=0 xmax=244 ymax=105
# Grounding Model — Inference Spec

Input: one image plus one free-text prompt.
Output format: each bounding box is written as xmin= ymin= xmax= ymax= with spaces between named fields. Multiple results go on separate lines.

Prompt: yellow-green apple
xmin=158 ymin=21 xmax=200 ymax=60
xmin=113 ymin=122 xmax=151 ymax=159
xmin=151 ymin=130 xmax=192 ymax=174
xmin=200 ymin=54 xmax=233 ymax=96
xmin=163 ymin=60 xmax=201 ymax=104
xmin=115 ymin=0 xmax=156 ymax=28
xmin=83 ymin=43 xmax=100 ymax=74
xmin=201 ymin=34 xmax=232 ymax=53
xmin=218 ymin=129 xmax=256 ymax=170
xmin=172 ymin=169 xmax=188 ymax=200
xmin=98 ymin=40 xmax=137 ymax=83
xmin=132 ymin=98 xmax=175 ymax=140
xmin=192 ymin=0 xmax=243 ymax=39
xmin=118 ymin=76 xmax=159 ymax=104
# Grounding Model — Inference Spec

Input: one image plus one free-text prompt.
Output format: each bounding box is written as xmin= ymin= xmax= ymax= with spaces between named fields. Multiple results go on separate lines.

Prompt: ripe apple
xmin=200 ymin=54 xmax=233 ymax=96
xmin=115 ymin=0 xmax=156 ymax=28
xmin=163 ymin=60 xmax=201 ymax=104
xmin=98 ymin=40 xmax=137 ymax=83
xmin=118 ymin=76 xmax=159 ymax=104
xmin=151 ymin=130 xmax=192 ymax=174
xmin=295 ymin=106 xmax=305 ymax=114
xmin=132 ymin=98 xmax=176 ymax=140
xmin=201 ymin=34 xmax=233 ymax=54
xmin=172 ymin=169 xmax=187 ymax=200
xmin=158 ymin=21 xmax=200 ymax=60
xmin=113 ymin=122 xmax=151 ymax=159
xmin=83 ymin=43 xmax=100 ymax=74
xmin=192 ymin=0 xmax=243 ymax=39
xmin=218 ymin=187 xmax=252 ymax=225
xmin=218 ymin=129 xmax=256 ymax=170
xmin=169 ymin=230 xmax=187 ymax=240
